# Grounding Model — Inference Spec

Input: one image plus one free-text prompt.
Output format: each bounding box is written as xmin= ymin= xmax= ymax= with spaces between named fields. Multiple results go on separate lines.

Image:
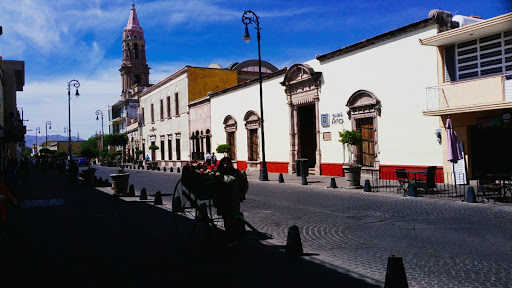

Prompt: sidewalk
xmin=0 ymin=165 xmax=379 ymax=287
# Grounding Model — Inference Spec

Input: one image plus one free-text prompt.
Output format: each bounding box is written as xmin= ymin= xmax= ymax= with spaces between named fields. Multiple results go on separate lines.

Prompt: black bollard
xmin=285 ymin=225 xmax=303 ymax=257
xmin=170 ymin=167 xmax=173 ymax=172
xmin=177 ymin=167 xmax=180 ymax=173
xmin=328 ymin=178 xmax=338 ymax=188
xmin=407 ymin=183 xmax=416 ymax=197
xmin=163 ymin=167 xmax=166 ymax=172
xmin=278 ymin=173 xmax=284 ymax=183
xmin=465 ymin=186 xmax=477 ymax=203
xmin=140 ymin=188 xmax=148 ymax=201
xmin=147 ymin=166 xmax=150 ymax=170
xmin=128 ymin=184 xmax=135 ymax=197
xmin=363 ymin=179 xmax=372 ymax=192
xmin=384 ymin=255 xmax=408 ymax=288
xmin=157 ymin=167 xmax=161 ymax=171
xmin=154 ymin=191 xmax=163 ymax=205
xmin=301 ymin=174 xmax=308 ymax=185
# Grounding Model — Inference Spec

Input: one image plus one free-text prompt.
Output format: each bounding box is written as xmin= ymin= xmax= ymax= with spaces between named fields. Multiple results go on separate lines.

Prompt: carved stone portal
xmin=281 ymin=64 xmax=322 ymax=175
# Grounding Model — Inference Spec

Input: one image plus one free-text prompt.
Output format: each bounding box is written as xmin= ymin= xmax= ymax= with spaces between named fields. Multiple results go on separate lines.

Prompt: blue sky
xmin=1 ymin=0 xmax=510 ymax=141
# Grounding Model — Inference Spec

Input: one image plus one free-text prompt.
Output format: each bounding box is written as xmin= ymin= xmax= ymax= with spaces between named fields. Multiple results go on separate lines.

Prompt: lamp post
xmin=95 ymin=110 xmax=104 ymax=136
xmin=242 ymin=10 xmax=268 ymax=181
xmin=96 ymin=110 xmax=104 ymax=151
xmin=64 ymin=126 xmax=68 ymax=134
xmin=35 ymin=127 xmax=40 ymax=154
xmin=67 ymin=79 xmax=80 ymax=160
xmin=45 ymin=121 xmax=51 ymax=149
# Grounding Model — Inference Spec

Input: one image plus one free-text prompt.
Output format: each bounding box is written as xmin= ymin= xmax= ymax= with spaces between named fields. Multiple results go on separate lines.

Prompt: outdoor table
xmin=407 ymin=170 xmax=426 ymax=182
xmin=485 ymin=173 xmax=512 ymax=202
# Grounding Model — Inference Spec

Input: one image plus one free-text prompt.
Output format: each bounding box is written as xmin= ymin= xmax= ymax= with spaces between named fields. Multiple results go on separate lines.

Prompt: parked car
xmin=78 ymin=157 xmax=89 ymax=167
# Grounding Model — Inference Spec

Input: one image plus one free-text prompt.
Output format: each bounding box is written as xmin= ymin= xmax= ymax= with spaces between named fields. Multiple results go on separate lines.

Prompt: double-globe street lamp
xmin=67 ymin=80 xmax=80 ymax=160
xmin=242 ymin=10 xmax=268 ymax=181
xmin=45 ymin=121 xmax=51 ymax=149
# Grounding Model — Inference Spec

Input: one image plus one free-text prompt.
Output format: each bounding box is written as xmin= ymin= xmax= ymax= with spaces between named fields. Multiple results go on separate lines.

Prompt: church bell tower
xmin=120 ymin=4 xmax=150 ymax=99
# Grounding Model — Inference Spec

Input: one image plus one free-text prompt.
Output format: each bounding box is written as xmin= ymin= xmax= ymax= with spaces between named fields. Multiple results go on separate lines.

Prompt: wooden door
xmin=357 ymin=118 xmax=375 ymax=167
xmin=249 ymin=129 xmax=259 ymax=161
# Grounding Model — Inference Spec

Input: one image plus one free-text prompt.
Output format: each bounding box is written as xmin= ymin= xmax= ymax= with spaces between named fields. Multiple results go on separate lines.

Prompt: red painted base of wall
xmin=235 ymin=161 xmax=288 ymax=174
xmin=379 ymin=164 xmax=444 ymax=183
xmin=236 ymin=161 xmax=247 ymax=171
xmin=266 ymin=162 xmax=289 ymax=174
xmin=320 ymin=163 xmax=444 ymax=182
xmin=320 ymin=163 xmax=345 ymax=177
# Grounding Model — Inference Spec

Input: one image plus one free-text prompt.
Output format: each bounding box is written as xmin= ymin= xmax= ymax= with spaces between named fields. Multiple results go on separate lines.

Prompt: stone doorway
xmin=298 ymin=104 xmax=316 ymax=168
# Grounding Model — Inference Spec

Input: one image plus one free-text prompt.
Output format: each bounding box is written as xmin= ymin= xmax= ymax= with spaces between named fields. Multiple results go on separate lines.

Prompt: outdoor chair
xmin=395 ymin=169 xmax=411 ymax=196
xmin=477 ymin=175 xmax=502 ymax=203
xmin=415 ymin=166 xmax=438 ymax=194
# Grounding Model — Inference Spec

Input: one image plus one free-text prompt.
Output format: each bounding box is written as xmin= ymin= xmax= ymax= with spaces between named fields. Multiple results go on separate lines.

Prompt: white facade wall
xmin=211 ymin=25 xmax=444 ymax=172
xmin=210 ymin=75 xmax=289 ymax=163
xmin=139 ymin=73 xmax=190 ymax=162
xmin=306 ymin=26 xmax=442 ymax=166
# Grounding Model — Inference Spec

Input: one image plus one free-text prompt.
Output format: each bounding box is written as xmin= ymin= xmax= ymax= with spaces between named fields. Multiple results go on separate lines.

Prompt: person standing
xmin=211 ymin=152 xmax=217 ymax=167
xmin=205 ymin=152 xmax=212 ymax=166
xmin=214 ymin=157 xmax=248 ymax=245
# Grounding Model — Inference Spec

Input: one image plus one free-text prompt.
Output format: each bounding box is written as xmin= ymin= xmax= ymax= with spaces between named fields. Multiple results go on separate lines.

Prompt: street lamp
xmin=64 ymin=126 xmax=68 ymax=134
xmin=242 ymin=10 xmax=268 ymax=181
xmin=95 ymin=110 xmax=104 ymax=136
xmin=45 ymin=121 xmax=52 ymax=149
xmin=35 ymin=127 xmax=40 ymax=153
xmin=67 ymin=79 xmax=80 ymax=160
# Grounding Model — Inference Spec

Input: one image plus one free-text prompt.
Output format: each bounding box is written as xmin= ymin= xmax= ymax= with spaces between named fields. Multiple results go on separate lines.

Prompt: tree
xmin=338 ymin=129 xmax=362 ymax=164
xmin=148 ymin=144 xmax=159 ymax=151
xmin=81 ymin=148 xmax=98 ymax=159
xmin=104 ymin=133 xmax=129 ymax=167
xmin=216 ymin=144 xmax=231 ymax=157
xmin=81 ymin=136 xmax=99 ymax=151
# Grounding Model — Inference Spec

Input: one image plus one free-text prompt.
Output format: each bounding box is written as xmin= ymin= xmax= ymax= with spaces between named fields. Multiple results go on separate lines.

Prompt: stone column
xmin=314 ymin=96 xmax=321 ymax=175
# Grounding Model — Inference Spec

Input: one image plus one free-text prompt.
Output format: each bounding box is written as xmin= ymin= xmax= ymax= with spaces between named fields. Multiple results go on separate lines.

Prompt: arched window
xmin=134 ymin=43 xmax=139 ymax=58
xmin=223 ymin=116 xmax=237 ymax=160
xmin=244 ymin=110 xmax=260 ymax=161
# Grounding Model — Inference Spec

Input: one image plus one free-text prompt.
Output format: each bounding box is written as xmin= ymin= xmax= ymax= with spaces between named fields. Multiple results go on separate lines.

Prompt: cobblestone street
xmin=94 ymin=165 xmax=512 ymax=288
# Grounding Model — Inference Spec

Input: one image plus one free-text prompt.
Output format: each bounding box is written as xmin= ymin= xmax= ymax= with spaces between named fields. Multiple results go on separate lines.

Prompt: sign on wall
xmin=331 ymin=112 xmax=344 ymax=125
xmin=323 ymin=132 xmax=332 ymax=141
xmin=321 ymin=113 xmax=329 ymax=127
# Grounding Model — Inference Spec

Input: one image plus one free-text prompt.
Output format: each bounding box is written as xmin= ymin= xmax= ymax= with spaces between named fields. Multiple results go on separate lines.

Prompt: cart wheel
xmin=172 ymin=179 xmax=192 ymax=218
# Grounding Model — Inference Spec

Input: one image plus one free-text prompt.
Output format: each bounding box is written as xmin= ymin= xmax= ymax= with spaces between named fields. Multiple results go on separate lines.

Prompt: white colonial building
xmin=209 ymin=10 xmax=466 ymax=177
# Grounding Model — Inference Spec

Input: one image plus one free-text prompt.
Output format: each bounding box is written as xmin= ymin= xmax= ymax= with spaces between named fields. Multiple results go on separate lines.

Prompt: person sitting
xmin=214 ymin=157 xmax=248 ymax=245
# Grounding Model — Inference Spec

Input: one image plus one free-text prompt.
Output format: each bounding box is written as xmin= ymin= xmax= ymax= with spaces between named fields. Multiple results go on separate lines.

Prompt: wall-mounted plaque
xmin=323 ymin=132 xmax=332 ymax=141
xmin=321 ymin=113 xmax=330 ymax=127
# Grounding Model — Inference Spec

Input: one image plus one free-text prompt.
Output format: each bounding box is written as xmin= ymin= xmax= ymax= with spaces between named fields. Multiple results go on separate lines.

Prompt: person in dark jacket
xmin=214 ymin=157 xmax=248 ymax=245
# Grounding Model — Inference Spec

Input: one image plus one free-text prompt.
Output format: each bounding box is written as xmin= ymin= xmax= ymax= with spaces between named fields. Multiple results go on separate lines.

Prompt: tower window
xmin=134 ymin=74 xmax=140 ymax=85
xmin=134 ymin=43 xmax=139 ymax=58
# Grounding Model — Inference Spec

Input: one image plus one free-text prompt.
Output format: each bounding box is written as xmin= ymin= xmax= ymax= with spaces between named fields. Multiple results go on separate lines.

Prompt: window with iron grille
xmin=140 ymin=107 xmax=145 ymax=126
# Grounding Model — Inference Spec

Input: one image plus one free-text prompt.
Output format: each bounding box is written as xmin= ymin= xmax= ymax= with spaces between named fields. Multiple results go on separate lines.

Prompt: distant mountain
xmin=24 ymin=135 xmax=85 ymax=148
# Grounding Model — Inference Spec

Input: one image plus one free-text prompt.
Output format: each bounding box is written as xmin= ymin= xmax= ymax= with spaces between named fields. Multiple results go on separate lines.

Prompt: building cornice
xmin=316 ymin=18 xmax=436 ymax=62
xmin=209 ymin=68 xmax=288 ymax=98
xmin=419 ymin=13 xmax=512 ymax=46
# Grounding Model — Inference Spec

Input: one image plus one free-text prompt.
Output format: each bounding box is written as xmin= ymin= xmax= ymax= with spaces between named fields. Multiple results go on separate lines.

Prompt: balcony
xmin=424 ymin=73 xmax=512 ymax=116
